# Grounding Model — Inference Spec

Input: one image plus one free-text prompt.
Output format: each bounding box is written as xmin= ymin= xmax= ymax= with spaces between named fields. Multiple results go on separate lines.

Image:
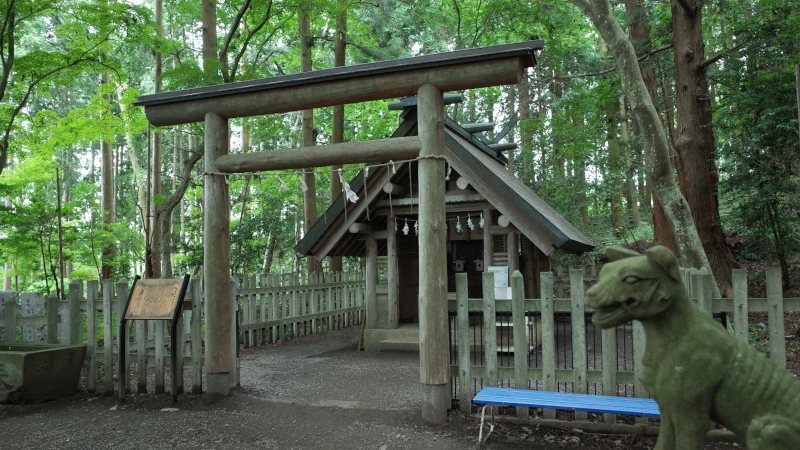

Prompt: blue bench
xmin=472 ymin=387 xmax=660 ymax=444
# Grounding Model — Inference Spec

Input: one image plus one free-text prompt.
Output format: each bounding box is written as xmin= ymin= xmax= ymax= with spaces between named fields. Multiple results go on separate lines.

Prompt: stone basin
xmin=0 ymin=343 xmax=86 ymax=404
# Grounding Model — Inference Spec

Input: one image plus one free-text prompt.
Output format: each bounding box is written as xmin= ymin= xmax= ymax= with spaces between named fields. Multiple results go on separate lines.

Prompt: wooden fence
xmin=237 ymin=271 xmax=366 ymax=347
xmin=0 ymin=271 xmax=365 ymax=396
xmin=448 ymin=267 xmax=798 ymax=426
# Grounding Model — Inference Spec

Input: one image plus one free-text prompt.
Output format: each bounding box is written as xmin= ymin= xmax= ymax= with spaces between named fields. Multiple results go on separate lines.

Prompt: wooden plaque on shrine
xmin=124 ymin=278 xmax=187 ymax=321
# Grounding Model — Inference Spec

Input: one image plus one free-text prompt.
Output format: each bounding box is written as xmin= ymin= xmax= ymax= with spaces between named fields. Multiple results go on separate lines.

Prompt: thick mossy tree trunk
xmin=571 ymin=0 xmax=718 ymax=296
xmin=623 ymin=0 xmax=679 ymax=254
xmin=671 ymin=0 xmax=738 ymax=296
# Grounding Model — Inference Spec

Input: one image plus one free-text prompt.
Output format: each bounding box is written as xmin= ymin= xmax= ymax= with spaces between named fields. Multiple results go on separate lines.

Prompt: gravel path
xmin=0 ymin=327 xmax=743 ymax=449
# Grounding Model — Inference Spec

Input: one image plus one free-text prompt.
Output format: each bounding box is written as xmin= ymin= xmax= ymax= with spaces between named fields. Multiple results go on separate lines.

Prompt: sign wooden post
xmin=118 ymin=275 xmax=190 ymax=404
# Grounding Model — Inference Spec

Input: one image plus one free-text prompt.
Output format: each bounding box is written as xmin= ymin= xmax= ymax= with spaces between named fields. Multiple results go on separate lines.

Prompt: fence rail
xmin=0 ymin=271 xmax=365 ymax=396
xmin=448 ymin=266 xmax=798 ymax=426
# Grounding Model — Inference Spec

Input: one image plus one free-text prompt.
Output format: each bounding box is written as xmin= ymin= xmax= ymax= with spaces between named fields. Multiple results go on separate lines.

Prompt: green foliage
xmin=715 ymin=0 xmax=800 ymax=271
xmin=1 ymin=0 xmax=798 ymax=294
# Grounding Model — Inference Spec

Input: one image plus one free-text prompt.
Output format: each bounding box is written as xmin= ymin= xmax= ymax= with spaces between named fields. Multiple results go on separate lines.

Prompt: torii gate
xmin=134 ymin=40 xmax=542 ymax=423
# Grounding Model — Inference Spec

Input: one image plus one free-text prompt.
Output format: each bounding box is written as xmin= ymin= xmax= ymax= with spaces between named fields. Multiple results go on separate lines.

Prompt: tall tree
xmin=607 ymin=103 xmax=622 ymax=238
xmin=620 ymin=96 xmax=640 ymax=228
xmin=149 ymin=0 xmax=164 ymax=278
xmin=100 ymin=72 xmax=115 ymax=280
xmin=570 ymin=0 xmax=718 ymax=295
xmin=329 ymin=0 xmax=347 ymax=273
xmin=671 ymin=0 xmax=738 ymax=296
xmin=299 ymin=0 xmax=321 ymax=274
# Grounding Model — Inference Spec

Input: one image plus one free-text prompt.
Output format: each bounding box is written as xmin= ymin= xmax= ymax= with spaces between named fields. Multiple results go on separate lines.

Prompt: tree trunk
xmin=671 ymin=0 xmax=737 ymax=296
xmin=294 ymin=216 xmax=302 ymax=274
xmin=329 ymin=0 xmax=346 ymax=273
xmin=201 ymin=0 xmax=218 ymax=78
xmin=3 ymin=160 xmax=10 ymax=289
xmin=652 ymin=76 xmax=679 ymax=254
xmin=607 ymin=110 xmax=622 ymax=238
xmin=620 ymin=96 xmax=640 ymax=228
xmin=535 ymin=68 xmax=546 ymax=183
xmin=161 ymin=217 xmax=172 ymax=278
xmin=116 ymin=84 xmax=147 ymax=216
xmin=299 ymin=0 xmax=322 ymax=274
xmin=181 ymin=134 xmax=189 ymax=247
xmin=571 ymin=0 xmax=718 ymax=296
xmin=234 ymin=120 xmax=252 ymax=274
xmin=101 ymin=72 xmax=115 ymax=281
xmin=623 ymin=0 xmax=678 ymax=253
xmin=506 ymin=85 xmax=516 ymax=173
xmin=262 ymin=230 xmax=277 ymax=273
xmin=149 ymin=0 xmax=164 ymax=278
xmin=519 ymin=75 xmax=533 ymax=182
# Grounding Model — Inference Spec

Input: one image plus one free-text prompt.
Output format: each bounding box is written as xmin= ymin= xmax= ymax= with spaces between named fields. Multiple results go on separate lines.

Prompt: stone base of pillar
xmin=206 ymin=372 xmax=231 ymax=397
xmin=422 ymin=383 xmax=449 ymax=424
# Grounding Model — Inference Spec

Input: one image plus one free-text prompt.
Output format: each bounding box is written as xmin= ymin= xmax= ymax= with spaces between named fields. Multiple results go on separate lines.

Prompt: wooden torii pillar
xmin=133 ymin=40 xmax=542 ymax=422
xmin=417 ymin=84 xmax=448 ymax=422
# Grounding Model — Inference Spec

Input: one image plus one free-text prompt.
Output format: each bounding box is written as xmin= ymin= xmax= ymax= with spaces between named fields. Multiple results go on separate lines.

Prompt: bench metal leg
xmin=478 ymin=405 xmax=495 ymax=447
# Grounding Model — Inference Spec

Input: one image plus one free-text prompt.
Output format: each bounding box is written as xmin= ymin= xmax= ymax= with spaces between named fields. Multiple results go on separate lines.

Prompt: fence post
xmin=175 ymin=292 xmax=185 ymax=395
xmin=68 ymin=280 xmax=82 ymax=345
xmin=569 ymin=269 xmax=587 ymax=421
xmin=701 ymin=269 xmax=714 ymax=315
xmin=249 ymin=274 xmax=257 ymax=344
xmin=292 ymin=274 xmax=299 ymax=338
xmin=231 ymin=276 xmax=240 ymax=388
xmin=136 ymin=316 xmax=147 ymax=394
xmin=766 ymin=268 xmax=786 ymax=368
xmin=191 ymin=277 xmax=203 ymax=394
xmin=601 ymin=324 xmax=617 ymax=424
xmin=102 ymin=279 xmax=114 ymax=395
xmin=556 ymin=267 xmax=564 ymax=299
xmin=310 ymin=272 xmax=318 ymax=334
xmin=482 ymin=271 xmax=497 ymax=387
xmin=456 ymin=273 xmax=471 ymax=413
xmin=240 ymin=276 xmax=249 ymax=348
xmin=269 ymin=274 xmax=278 ymax=342
xmin=732 ymin=269 xmax=748 ymax=344
xmin=0 ymin=292 xmax=18 ymax=342
xmin=511 ymin=271 xmax=528 ymax=418
xmin=47 ymin=295 xmax=59 ymax=344
xmin=540 ymin=271 xmax=555 ymax=420
xmin=259 ymin=273 xmax=267 ymax=344
xmin=632 ymin=320 xmax=647 ymax=425
xmin=116 ymin=278 xmax=130 ymax=396
xmin=341 ymin=272 xmax=349 ymax=329
xmin=154 ymin=307 xmax=165 ymax=394
xmin=86 ymin=280 xmax=98 ymax=392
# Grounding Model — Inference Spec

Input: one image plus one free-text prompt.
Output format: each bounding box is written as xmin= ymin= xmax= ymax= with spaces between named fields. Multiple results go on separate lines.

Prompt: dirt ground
xmin=0 ymin=327 xmax=745 ymax=449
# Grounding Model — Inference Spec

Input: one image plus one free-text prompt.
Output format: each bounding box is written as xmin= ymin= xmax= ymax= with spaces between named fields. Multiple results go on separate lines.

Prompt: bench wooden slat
xmin=473 ymin=387 xmax=661 ymax=418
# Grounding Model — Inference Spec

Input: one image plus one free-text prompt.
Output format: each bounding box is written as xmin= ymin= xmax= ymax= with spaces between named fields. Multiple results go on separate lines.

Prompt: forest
xmin=0 ymin=0 xmax=798 ymax=299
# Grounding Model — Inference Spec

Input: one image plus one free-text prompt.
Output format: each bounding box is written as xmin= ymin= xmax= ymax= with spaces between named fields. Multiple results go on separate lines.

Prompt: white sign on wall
xmin=488 ymin=265 xmax=511 ymax=299
xmin=488 ymin=266 xmax=509 ymax=287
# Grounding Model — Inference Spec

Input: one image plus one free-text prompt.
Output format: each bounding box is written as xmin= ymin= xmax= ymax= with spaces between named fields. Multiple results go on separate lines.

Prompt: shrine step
xmin=378 ymin=338 xmax=419 ymax=352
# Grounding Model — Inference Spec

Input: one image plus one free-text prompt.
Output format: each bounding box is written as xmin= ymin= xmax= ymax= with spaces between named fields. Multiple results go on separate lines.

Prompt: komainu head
xmin=585 ymin=246 xmax=684 ymax=328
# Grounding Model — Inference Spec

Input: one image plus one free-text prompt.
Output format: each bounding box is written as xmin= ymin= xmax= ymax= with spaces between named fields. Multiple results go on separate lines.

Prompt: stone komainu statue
xmin=585 ymin=246 xmax=800 ymax=450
